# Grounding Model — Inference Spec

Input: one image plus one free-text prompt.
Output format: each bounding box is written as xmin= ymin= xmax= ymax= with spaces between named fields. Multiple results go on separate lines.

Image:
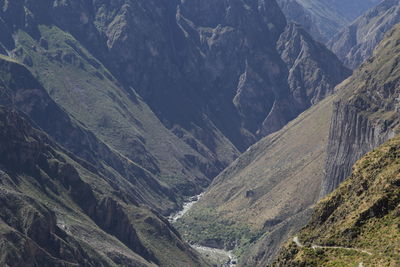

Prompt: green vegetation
xmin=175 ymin=207 xmax=261 ymax=256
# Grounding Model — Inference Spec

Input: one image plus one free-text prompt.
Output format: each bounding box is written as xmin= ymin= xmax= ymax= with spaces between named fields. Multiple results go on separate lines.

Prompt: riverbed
xmin=168 ymin=193 xmax=204 ymax=223
xmin=168 ymin=193 xmax=237 ymax=267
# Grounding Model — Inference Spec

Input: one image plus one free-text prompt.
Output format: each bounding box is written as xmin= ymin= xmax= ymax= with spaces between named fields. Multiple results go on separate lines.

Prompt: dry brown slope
xmin=176 ymin=89 xmax=342 ymax=261
xmin=273 ymin=134 xmax=400 ymax=266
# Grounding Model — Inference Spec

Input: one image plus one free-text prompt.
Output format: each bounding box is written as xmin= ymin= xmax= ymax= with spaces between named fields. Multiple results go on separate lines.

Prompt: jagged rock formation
xmin=274 ymin=134 xmax=400 ymax=266
xmin=277 ymin=0 xmax=380 ymax=43
xmin=0 ymin=0 xmax=348 ymax=163
xmin=0 ymin=106 xmax=207 ymax=266
xmin=175 ymin=90 xmax=337 ymax=263
xmin=0 ymin=54 xmax=213 ymax=214
xmin=328 ymin=0 xmax=400 ymax=69
xmin=176 ymin=22 xmax=400 ymax=267
xmin=323 ymin=23 xmax=400 ymax=196
xmin=0 ymin=0 xmax=352 ymax=265
xmin=278 ymin=23 xmax=351 ymax=109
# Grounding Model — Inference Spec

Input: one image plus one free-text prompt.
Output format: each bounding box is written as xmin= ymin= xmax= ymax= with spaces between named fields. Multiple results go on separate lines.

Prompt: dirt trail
xmin=293 ymin=236 xmax=371 ymax=266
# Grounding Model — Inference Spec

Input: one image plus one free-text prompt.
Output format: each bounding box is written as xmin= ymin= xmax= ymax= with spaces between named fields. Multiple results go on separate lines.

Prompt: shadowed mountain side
xmin=175 ymin=93 xmax=338 ymax=263
xmin=0 ymin=0 xmax=349 ymax=165
xmin=0 ymin=106 xmax=208 ymax=267
xmin=0 ymin=55 xmax=217 ymax=214
xmin=0 ymin=41 xmax=222 ymax=214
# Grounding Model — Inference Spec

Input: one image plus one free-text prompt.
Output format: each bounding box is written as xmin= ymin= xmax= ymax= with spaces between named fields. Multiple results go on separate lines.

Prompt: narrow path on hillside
xmin=293 ymin=236 xmax=371 ymax=266
xmin=311 ymin=244 xmax=372 ymax=255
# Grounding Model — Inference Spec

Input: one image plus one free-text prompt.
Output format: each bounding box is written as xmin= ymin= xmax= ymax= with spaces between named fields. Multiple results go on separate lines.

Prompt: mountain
xmin=274 ymin=134 xmax=400 ymax=266
xmin=323 ymin=22 xmax=400 ymax=195
xmin=0 ymin=51 xmax=215 ymax=215
xmin=0 ymin=0 xmax=355 ymax=265
xmin=0 ymin=0 xmax=348 ymax=162
xmin=0 ymin=109 xmax=206 ymax=266
xmin=277 ymin=0 xmax=380 ymax=43
xmin=0 ymin=55 xmax=211 ymax=266
xmin=277 ymin=23 xmax=351 ymax=109
xmin=328 ymin=0 xmax=400 ymax=69
xmin=176 ymin=22 xmax=400 ymax=266
xmin=175 ymin=92 xmax=335 ymax=261
xmin=173 ymin=22 xmax=351 ymax=259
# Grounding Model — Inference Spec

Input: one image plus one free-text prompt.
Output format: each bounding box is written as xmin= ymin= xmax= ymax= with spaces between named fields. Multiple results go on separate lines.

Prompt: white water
xmin=168 ymin=193 xmax=237 ymax=266
xmin=168 ymin=193 xmax=204 ymax=223
xmin=191 ymin=245 xmax=237 ymax=267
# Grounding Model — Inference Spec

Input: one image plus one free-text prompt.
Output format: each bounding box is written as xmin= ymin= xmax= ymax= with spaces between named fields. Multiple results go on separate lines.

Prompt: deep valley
xmin=0 ymin=0 xmax=399 ymax=266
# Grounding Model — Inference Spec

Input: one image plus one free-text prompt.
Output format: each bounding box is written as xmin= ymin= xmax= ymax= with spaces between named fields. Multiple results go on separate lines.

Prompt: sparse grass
xmin=275 ymin=135 xmax=400 ymax=266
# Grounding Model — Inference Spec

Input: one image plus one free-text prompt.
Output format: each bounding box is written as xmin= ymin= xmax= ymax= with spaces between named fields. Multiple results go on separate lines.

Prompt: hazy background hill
xmin=276 ymin=0 xmax=380 ymax=43
xmin=328 ymin=0 xmax=400 ymax=69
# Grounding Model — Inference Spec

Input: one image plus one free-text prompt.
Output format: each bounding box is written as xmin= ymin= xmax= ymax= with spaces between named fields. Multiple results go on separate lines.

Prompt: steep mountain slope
xmin=176 ymin=93 xmax=335 ymax=261
xmin=0 ymin=106 xmax=207 ymax=267
xmin=0 ymin=1 xmax=353 ymax=265
xmin=277 ymin=23 xmax=351 ymax=108
xmin=277 ymin=0 xmax=380 ymax=43
xmin=0 ymin=53 xmax=213 ymax=214
xmin=176 ymin=21 xmax=400 ymax=266
xmin=328 ymin=0 xmax=400 ymax=69
xmin=323 ymin=23 xmax=400 ymax=195
xmin=274 ymin=135 xmax=400 ymax=266
xmin=0 ymin=0 xmax=349 ymax=162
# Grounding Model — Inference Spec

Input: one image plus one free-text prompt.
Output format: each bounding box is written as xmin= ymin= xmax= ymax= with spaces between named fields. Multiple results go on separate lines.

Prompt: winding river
xmin=168 ymin=193 xmax=237 ymax=267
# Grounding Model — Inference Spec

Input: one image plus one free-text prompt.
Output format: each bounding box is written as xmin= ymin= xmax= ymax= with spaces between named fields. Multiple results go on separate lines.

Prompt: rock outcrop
xmin=0 ymin=0 xmax=349 ymax=162
xmin=176 ymin=22 xmax=400 ymax=267
xmin=0 ymin=105 xmax=207 ymax=267
xmin=274 ymin=134 xmax=400 ymax=266
xmin=277 ymin=23 xmax=351 ymax=109
xmin=328 ymin=0 xmax=400 ymax=69
xmin=175 ymin=89 xmax=337 ymax=264
xmin=323 ymin=24 xmax=400 ymax=196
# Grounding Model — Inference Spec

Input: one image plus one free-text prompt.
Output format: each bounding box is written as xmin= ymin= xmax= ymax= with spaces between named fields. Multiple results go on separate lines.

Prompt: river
xmin=168 ymin=193 xmax=237 ymax=267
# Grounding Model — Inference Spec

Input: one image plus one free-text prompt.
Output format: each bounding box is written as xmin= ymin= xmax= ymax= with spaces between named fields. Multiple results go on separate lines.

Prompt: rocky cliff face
xmin=175 ymin=91 xmax=337 ymax=263
xmin=274 ymin=134 xmax=400 ymax=266
xmin=328 ymin=0 xmax=400 ymax=69
xmin=0 ymin=0 xmax=348 ymax=161
xmin=0 ymin=105 xmax=207 ymax=267
xmin=277 ymin=23 xmax=351 ymax=109
xmin=0 ymin=0 xmax=353 ymax=265
xmin=175 ymin=22 xmax=400 ymax=267
xmin=323 ymin=24 xmax=400 ymax=196
xmin=277 ymin=0 xmax=380 ymax=43
xmin=0 ymin=56 xmax=191 ymax=214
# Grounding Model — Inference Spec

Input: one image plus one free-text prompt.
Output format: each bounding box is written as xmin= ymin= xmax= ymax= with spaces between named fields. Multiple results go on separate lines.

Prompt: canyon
xmin=0 ymin=0 xmax=399 ymax=266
